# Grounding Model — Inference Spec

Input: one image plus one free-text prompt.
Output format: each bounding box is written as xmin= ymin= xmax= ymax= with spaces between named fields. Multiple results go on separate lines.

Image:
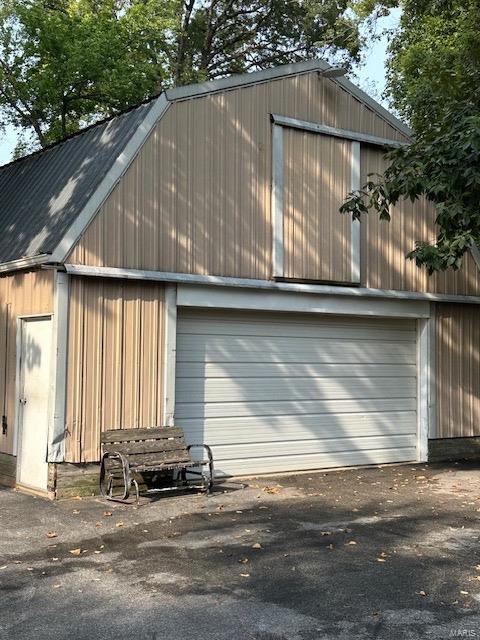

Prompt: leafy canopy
xmin=0 ymin=0 xmax=366 ymax=154
xmin=342 ymin=0 xmax=480 ymax=273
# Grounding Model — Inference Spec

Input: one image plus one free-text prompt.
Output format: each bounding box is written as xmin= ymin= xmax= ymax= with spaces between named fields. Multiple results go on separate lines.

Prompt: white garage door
xmin=175 ymin=309 xmax=418 ymax=476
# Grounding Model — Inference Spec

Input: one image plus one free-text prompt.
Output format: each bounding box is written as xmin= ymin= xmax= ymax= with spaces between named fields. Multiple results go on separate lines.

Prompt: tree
xmin=342 ymin=0 xmax=480 ymax=273
xmin=0 ymin=0 xmax=366 ymax=154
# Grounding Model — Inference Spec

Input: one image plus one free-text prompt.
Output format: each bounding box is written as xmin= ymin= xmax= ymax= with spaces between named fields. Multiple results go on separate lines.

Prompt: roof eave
xmin=0 ymin=254 xmax=51 ymax=274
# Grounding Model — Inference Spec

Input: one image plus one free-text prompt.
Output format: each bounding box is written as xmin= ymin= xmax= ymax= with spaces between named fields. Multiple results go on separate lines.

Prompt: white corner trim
xmin=47 ymin=270 xmax=69 ymax=463
xmin=271 ymin=114 xmax=408 ymax=148
xmin=428 ymin=303 xmax=437 ymax=440
xmin=272 ymin=123 xmax=284 ymax=278
xmin=350 ymin=141 xmax=361 ymax=284
xmin=417 ymin=317 xmax=431 ymax=461
xmin=177 ymin=284 xmax=430 ymax=319
xmin=50 ymin=94 xmax=171 ymax=264
xmin=162 ymin=284 xmax=177 ymax=427
xmin=64 ymin=264 xmax=480 ymax=305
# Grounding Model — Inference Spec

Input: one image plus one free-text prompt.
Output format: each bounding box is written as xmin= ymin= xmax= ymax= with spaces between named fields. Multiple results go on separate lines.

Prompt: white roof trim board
xmin=0 ymin=59 xmax=413 ymax=271
xmin=65 ymin=264 xmax=480 ymax=305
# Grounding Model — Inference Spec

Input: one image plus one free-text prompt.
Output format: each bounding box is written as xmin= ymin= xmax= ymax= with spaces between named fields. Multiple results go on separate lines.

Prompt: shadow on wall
xmin=71 ymin=72 xmax=479 ymax=297
xmin=435 ymin=304 xmax=480 ymax=439
xmin=63 ymin=74 xmax=480 ymax=466
xmin=0 ymin=272 xmax=53 ymax=457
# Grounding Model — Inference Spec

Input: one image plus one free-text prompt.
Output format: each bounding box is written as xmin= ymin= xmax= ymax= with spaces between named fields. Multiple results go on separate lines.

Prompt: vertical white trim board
xmin=271 ymin=123 xmax=284 ymax=278
xmin=162 ymin=284 xmax=177 ymax=426
xmin=350 ymin=141 xmax=361 ymax=283
xmin=48 ymin=271 xmax=69 ymax=463
xmin=428 ymin=303 xmax=437 ymax=440
xmin=417 ymin=317 xmax=431 ymax=462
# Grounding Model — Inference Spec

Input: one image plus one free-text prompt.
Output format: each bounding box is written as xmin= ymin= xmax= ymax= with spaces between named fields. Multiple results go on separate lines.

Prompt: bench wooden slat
xmin=127 ymin=451 xmax=192 ymax=468
xmin=101 ymin=427 xmax=184 ymax=444
xmin=104 ymin=438 xmax=187 ymax=456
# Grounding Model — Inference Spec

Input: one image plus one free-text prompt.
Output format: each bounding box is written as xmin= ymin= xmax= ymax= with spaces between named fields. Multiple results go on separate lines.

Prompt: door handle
xmin=19 ymin=398 xmax=27 ymax=405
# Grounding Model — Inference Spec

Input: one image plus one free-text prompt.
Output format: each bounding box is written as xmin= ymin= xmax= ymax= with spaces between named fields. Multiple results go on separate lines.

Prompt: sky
xmin=0 ymin=9 xmax=401 ymax=167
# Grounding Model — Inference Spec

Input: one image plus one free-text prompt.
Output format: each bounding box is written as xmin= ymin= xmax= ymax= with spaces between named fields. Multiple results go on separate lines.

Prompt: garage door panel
xmin=177 ymin=338 xmax=415 ymax=364
xmin=179 ymin=315 xmax=417 ymax=342
xmin=212 ymin=433 xmax=416 ymax=460
xmin=212 ymin=447 xmax=418 ymax=476
xmin=177 ymin=411 xmax=417 ymax=443
xmin=176 ymin=377 xmax=416 ymax=403
xmin=175 ymin=310 xmax=418 ymax=476
xmin=176 ymin=362 xmax=417 ymax=379
xmin=176 ymin=397 xmax=417 ymax=419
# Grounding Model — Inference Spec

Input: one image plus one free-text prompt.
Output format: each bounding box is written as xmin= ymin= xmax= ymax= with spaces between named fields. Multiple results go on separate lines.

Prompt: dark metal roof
xmin=0 ymin=100 xmax=152 ymax=264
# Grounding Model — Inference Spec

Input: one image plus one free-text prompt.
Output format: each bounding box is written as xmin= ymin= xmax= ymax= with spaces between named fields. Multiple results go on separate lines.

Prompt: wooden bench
xmin=99 ymin=427 xmax=214 ymax=504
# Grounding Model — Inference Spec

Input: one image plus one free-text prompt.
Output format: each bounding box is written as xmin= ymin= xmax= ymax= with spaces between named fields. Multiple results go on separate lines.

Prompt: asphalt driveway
xmin=1 ymin=462 xmax=480 ymax=640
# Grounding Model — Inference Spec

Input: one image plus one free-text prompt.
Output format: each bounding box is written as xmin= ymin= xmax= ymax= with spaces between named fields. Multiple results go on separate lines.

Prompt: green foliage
xmin=0 ymin=0 xmax=366 ymax=154
xmin=342 ymin=0 xmax=480 ymax=273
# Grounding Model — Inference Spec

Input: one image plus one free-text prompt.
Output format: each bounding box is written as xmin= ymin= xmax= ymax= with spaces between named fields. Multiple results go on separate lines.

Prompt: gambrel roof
xmin=0 ymin=59 xmax=411 ymax=272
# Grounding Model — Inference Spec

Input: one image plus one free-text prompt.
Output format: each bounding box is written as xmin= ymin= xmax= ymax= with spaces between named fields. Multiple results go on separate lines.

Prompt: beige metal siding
xmin=68 ymin=71 xmax=406 ymax=279
xmin=0 ymin=270 xmax=54 ymax=455
xmin=436 ymin=303 xmax=480 ymax=438
xmin=283 ymin=129 xmax=351 ymax=282
xmin=360 ymin=146 xmax=480 ymax=295
xmin=65 ymin=277 xmax=165 ymax=462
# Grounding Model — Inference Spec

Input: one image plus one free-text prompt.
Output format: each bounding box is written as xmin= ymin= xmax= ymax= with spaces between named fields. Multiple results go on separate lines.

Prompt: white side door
xmin=16 ymin=316 xmax=52 ymax=492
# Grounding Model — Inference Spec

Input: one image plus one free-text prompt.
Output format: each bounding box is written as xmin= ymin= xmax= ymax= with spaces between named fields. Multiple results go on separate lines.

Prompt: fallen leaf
xmin=72 ymin=510 xmax=80 ymax=515
xmin=417 ymin=590 xmax=427 ymax=597
xmin=377 ymin=558 xmax=386 ymax=563
xmin=69 ymin=548 xmax=81 ymax=556
xmin=346 ymin=541 xmax=357 ymax=546
xmin=252 ymin=543 xmax=262 ymax=549
xmin=0 ymin=565 xmax=7 ymax=570
xmin=460 ymin=591 xmax=469 ymax=595
xmin=327 ymin=543 xmax=335 ymax=550
xmin=103 ymin=511 xmax=112 ymax=517
xmin=240 ymin=573 xmax=250 ymax=577
xmin=116 ymin=522 xmax=124 ymax=528
xmin=53 ymin=584 xmax=61 ymax=589
xmin=238 ymin=558 xmax=249 ymax=564
xmin=262 ymin=486 xmax=281 ymax=494
xmin=46 ymin=531 xmax=57 ymax=539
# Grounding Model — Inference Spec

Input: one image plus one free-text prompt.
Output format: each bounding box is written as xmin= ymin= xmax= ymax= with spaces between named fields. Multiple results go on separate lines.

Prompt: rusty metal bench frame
xmin=99 ymin=427 xmax=214 ymax=504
